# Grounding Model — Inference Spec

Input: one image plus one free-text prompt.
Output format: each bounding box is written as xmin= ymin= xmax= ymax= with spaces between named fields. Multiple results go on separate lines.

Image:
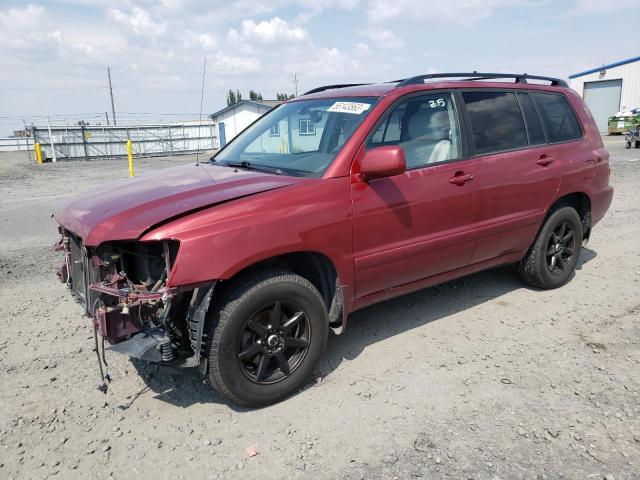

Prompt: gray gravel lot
xmin=0 ymin=138 xmax=639 ymax=479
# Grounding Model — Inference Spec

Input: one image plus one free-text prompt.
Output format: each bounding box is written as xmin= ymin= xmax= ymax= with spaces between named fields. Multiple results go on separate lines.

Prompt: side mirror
xmin=360 ymin=145 xmax=406 ymax=181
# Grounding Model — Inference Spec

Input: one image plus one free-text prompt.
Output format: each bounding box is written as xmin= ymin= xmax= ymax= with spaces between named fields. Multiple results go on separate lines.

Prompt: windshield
xmin=213 ymin=97 xmax=378 ymax=177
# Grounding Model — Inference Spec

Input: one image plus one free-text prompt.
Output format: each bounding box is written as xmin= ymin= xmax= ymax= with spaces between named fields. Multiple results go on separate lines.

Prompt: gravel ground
xmin=0 ymin=139 xmax=639 ymax=480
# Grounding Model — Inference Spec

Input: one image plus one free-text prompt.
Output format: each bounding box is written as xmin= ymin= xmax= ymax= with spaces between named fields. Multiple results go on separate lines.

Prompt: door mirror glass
xmin=361 ymin=145 xmax=406 ymax=180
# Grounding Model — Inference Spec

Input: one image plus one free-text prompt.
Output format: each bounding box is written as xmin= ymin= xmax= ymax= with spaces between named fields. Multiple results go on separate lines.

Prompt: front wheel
xmin=207 ymin=270 xmax=328 ymax=407
xmin=518 ymin=206 xmax=583 ymax=289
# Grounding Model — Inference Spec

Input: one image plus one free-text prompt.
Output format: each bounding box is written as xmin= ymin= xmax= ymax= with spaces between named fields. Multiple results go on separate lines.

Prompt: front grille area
xmin=67 ymin=232 xmax=101 ymax=314
xmin=69 ymin=233 xmax=86 ymax=301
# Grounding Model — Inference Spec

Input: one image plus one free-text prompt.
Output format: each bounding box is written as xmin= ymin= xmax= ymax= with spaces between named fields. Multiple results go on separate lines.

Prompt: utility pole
xmin=196 ymin=56 xmax=207 ymax=165
xmin=107 ymin=66 xmax=117 ymax=125
xmin=292 ymin=73 xmax=299 ymax=97
xmin=105 ymin=111 xmax=110 ymax=126
xmin=46 ymin=115 xmax=57 ymax=163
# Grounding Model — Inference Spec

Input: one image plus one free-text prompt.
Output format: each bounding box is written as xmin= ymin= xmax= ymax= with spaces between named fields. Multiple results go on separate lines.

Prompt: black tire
xmin=518 ymin=206 xmax=583 ymax=289
xmin=626 ymin=141 xmax=631 ymax=149
xmin=207 ymin=270 xmax=328 ymax=407
xmin=635 ymin=141 xmax=640 ymax=149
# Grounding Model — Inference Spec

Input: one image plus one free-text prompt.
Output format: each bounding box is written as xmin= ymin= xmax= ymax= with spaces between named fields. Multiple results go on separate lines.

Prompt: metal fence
xmin=0 ymin=136 xmax=34 ymax=152
xmin=27 ymin=121 xmax=218 ymax=160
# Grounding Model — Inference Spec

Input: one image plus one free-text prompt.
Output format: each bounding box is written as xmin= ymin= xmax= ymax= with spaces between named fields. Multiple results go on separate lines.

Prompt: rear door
xmin=352 ymin=91 xmax=477 ymax=298
xmin=460 ymin=89 xmax=561 ymax=264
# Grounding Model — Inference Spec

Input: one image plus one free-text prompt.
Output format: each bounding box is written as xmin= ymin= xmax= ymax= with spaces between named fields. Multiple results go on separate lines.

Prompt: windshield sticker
xmin=327 ymin=102 xmax=371 ymax=115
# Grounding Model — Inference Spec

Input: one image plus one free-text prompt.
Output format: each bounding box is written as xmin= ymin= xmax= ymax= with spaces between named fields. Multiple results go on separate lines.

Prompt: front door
xmin=352 ymin=92 xmax=477 ymax=298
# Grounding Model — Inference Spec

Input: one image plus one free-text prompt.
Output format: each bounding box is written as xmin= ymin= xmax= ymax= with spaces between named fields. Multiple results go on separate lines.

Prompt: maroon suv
xmin=54 ymin=73 xmax=613 ymax=406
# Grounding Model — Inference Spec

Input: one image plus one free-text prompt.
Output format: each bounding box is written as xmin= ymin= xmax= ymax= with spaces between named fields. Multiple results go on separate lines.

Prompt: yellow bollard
xmin=126 ymin=139 xmax=135 ymax=177
xmin=35 ymin=143 xmax=43 ymax=164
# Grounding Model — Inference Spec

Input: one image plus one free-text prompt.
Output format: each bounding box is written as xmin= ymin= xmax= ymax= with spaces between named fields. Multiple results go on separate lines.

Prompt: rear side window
xmin=531 ymin=92 xmax=582 ymax=143
xmin=517 ymin=93 xmax=546 ymax=145
xmin=462 ymin=91 xmax=527 ymax=155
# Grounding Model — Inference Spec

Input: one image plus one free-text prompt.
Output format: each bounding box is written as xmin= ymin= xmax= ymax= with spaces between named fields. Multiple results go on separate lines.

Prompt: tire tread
xmin=207 ymin=270 xmax=325 ymax=406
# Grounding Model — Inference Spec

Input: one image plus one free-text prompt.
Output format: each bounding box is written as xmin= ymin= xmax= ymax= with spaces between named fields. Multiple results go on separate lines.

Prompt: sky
xmin=0 ymin=0 xmax=638 ymax=135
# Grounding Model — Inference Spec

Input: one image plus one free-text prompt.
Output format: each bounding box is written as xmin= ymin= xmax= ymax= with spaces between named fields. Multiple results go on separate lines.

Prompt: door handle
xmin=536 ymin=154 xmax=554 ymax=166
xmin=448 ymin=172 xmax=474 ymax=185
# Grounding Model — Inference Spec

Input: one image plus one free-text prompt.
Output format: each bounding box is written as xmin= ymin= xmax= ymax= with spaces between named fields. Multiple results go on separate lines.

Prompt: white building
xmin=210 ymin=100 xmax=281 ymax=147
xmin=569 ymin=56 xmax=640 ymax=132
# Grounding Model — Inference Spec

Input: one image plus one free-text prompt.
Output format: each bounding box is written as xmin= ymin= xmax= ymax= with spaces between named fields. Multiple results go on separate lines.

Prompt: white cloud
xmin=354 ymin=42 xmax=372 ymax=56
xmin=182 ymin=30 xmax=217 ymax=50
xmin=366 ymin=0 xmax=538 ymax=26
xmin=571 ymin=0 xmax=636 ymax=14
xmin=283 ymin=47 xmax=362 ymax=79
xmin=107 ymin=7 xmax=167 ymax=37
xmin=236 ymin=17 xmax=308 ymax=44
xmin=363 ymin=29 xmax=404 ymax=49
xmin=294 ymin=0 xmax=360 ymax=23
xmin=211 ymin=52 xmax=262 ymax=73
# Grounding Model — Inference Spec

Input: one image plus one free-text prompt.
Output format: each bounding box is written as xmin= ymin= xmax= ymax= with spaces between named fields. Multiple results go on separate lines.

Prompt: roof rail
xmin=303 ymin=83 xmax=370 ymax=95
xmin=395 ymin=72 xmax=568 ymax=88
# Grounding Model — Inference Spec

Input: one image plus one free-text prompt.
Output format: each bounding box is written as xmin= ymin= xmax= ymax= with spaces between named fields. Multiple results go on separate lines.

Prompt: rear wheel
xmin=207 ymin=270 xmax=328 ymax=407
xmin=518 ymin=206 xmax=583 ymax=289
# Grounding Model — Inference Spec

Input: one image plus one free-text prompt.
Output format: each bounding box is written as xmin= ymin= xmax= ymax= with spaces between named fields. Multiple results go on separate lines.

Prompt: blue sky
xmin=0 ymin=0 xmax=638 ymax=134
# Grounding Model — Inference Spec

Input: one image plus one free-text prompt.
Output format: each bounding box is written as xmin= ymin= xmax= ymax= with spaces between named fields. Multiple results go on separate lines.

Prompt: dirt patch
xmin=0 ymin=141 xmax=639 ymax=479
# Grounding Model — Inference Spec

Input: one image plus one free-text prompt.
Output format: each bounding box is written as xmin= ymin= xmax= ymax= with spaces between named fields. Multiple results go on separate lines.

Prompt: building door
xmin=218 ymin=122 xmax=227 ymax=147
xmin=583 ymin=79 xmax=623 ymax=132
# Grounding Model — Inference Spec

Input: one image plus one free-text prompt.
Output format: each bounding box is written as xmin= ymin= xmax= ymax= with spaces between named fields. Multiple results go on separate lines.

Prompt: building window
xmin=299 ymin=119 xmax=316 ymax=136
xmin=269 ymin=123 xmax=280 ymax=137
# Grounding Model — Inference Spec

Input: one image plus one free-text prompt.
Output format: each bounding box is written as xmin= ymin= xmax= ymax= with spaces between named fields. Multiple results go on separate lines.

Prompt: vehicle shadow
xmin=125 ymin=247 xmax=597 ymax=411
xmin=320 ymin=246 xmax=598 ymax=377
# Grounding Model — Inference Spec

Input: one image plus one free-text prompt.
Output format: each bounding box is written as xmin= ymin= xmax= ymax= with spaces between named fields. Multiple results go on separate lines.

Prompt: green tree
xmin=249 ymin=90 xmax=264 ymax=101
xmin=276 ymin=92 xmax=295 ymax=101
xmin=226 ymin=89 xmax=236 ymax=106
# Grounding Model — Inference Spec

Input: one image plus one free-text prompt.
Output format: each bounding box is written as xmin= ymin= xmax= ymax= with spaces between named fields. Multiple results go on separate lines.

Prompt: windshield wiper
xmin=222 ymin=161 xmax=283 ymax=175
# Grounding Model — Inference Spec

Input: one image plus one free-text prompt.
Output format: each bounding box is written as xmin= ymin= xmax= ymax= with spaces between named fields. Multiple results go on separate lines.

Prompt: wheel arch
xmin=217 ymin=251 xmax=346 ymax=333
xmin=548 ymin=192 xmax=592 ymax=239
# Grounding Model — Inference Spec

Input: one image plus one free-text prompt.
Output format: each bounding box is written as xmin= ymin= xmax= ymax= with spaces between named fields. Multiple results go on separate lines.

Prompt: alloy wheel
xmin=545 ymin=221 xmax=576 ymax=275
xmin=236 ymin=301 xmax=311 ymax=384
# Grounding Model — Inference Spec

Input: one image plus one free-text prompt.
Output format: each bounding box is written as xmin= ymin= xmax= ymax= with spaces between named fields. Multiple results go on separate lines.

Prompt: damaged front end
xmin=55 ymin=228 xmax=214 ymax=392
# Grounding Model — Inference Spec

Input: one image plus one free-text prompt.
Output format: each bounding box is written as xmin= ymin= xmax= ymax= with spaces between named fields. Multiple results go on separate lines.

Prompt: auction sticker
xmin=327 ymin=102 xmax=371 ymax=115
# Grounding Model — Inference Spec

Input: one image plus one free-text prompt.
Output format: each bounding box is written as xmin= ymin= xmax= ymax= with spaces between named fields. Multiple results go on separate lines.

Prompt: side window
xmin=368 ymin=93 xmax=461 ymax=169
xmin=370 ymin=104 xmax=407 ymax=144
xmin=531 ymin=92 xmax=582 ymax=143
xmin=517 ymin=93 xmax=546 ymax=146
xmin=462 ymin=91 xmax=527 ymax=155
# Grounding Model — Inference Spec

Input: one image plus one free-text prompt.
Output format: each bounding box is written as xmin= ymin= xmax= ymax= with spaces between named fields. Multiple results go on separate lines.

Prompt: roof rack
xmin=395 ymin=72 xmax=568 ymax=88
xmin=303 ymin=83 xmax=370 ymax=95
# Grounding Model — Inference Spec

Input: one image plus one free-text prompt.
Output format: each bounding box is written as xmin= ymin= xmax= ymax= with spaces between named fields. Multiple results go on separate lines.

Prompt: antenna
xmin=195 ymin=56 xmax=207 ymax=166
xmin=292 ymin=73 xmax=299 ymax=97
xmin=106 ymin=66 xmax=117 ymax=125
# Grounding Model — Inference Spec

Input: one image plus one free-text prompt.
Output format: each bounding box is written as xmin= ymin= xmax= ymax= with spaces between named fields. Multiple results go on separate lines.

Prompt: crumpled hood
xmin=54 ymin=163 xmax=301 ymax=246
